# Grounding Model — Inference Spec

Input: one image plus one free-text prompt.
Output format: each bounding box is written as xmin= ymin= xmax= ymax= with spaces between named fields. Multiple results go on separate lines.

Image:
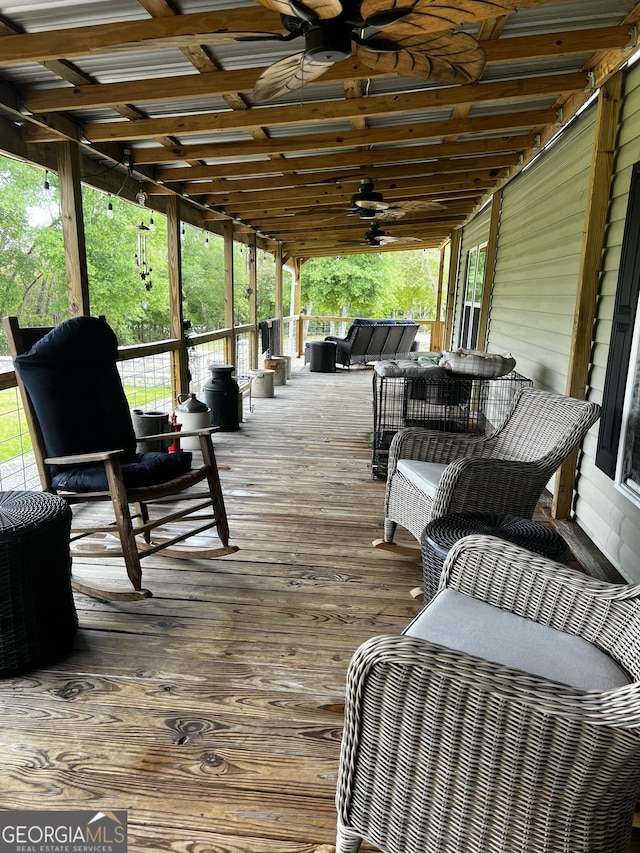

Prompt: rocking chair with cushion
xmin=336 ymin=535 xmax=640 ymax=853
xmin=374 ymin=387 xmax=600 ymax=555
xmin=6 ymin=315 xmax=237 ymax=601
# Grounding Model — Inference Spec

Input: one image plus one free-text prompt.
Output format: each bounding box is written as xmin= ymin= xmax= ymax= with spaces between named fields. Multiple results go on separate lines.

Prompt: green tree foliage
xmin=82 ymin=186 xmax=170 ymax=343
xmin=182 ymin=225 xmax=225 ymax=331
xmin=301 ymin=248 xmax=443 ymax=319
xmin=0 ymin=155 xmax=67 ymax=325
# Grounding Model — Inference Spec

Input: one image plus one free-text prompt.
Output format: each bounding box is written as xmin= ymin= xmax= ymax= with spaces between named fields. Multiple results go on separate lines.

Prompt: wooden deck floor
xmin=0 ymin=366 xmax=636 ymax=853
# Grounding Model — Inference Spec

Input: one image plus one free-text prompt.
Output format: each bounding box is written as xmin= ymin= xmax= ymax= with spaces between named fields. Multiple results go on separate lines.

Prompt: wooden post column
xmin=56 ymin=141 xmax=90 ymax=317
xmin=552 ymin=71 xmax=623 ymax=519
xmin=166 ymin=196 xmax=189 ymax=401
xmin=443 ymin=229 xmax=462 ymax=351
xmin=477 ymin=188 xmax=502 ymax=350
xmin=223 ymin=219 xmax=236 ymax=367
xmin=248 ymin=236 xmax=258 ymax=369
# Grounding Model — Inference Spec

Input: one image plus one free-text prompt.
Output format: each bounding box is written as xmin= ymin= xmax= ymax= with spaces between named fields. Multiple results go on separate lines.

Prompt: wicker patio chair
xmin=5 ymin=315 xmax=237 ymax=601
xmin=336 ymin=534 xmax=640 ymax=853
xmin=374 ymin=387 xmax=600 ymax=555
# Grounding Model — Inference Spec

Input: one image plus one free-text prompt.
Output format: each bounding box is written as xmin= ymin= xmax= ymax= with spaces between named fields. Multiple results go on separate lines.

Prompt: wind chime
xmin=134 ymin=187 xmax=153 ymax=291
xmin=135 ymin=221 xmax=153 ymax=290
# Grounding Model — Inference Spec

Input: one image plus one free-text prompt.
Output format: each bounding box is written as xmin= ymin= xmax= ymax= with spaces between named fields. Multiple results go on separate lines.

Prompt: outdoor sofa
xmin=324 ymin=319 xmax=419 ymax=368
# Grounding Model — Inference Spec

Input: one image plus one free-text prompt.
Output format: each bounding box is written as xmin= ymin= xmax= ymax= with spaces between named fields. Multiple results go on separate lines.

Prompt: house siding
xmin=486 ymin=106 xmax=596 ymax=392
xmin=578 ymin=62 xmax=640 ymax=583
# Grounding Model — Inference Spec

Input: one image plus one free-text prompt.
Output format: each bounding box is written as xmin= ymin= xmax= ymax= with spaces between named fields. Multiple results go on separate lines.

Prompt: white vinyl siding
xmin=486 ymin=106 xmax=597 ymax=393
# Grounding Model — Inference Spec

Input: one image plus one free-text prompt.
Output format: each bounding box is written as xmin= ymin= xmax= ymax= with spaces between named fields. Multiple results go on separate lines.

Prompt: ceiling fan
xmin=303 ymin=178 xmax=446 ymax=220
xmin=249 ymin=0 xmax=558 ymax=101
xmin=362 ymin=221 xmax=425 ymax=245
xmin=106 ymin=0 xmax=556 ymax=103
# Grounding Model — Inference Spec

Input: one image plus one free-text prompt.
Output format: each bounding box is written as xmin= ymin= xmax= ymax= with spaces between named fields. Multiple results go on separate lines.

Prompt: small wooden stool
xmin=0 ymin=490 xmax=77 ymax=675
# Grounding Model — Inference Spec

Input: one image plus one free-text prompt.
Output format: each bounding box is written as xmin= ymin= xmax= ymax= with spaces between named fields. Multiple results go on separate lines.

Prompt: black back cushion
xmin=14 ymin=316 xmax=137 ymax=473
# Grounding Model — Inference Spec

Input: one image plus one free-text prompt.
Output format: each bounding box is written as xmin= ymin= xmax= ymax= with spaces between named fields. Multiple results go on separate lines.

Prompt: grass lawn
xmin=0 ymin=384 xmax=172 ymax=465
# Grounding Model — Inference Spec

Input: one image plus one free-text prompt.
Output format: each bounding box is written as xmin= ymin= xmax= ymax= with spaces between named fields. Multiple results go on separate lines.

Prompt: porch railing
xmin=0 ymin=314 xmax=438 ymax=488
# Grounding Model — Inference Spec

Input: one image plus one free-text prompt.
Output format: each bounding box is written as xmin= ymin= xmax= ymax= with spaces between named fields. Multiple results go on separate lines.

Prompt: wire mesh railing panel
xmin=0 ymin=386 xmax=40 ymax=491
xmin=189 ymin=339 xmax=227 ymax=397
xmin=235 ymin=331 xmax=250 ymax=379
xmin=117 ymin=352 xmax=173 ymax=413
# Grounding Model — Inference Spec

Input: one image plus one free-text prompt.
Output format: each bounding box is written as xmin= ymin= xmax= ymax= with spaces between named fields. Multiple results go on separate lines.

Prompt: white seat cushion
xmin=404 ymin=588 xmax=631 ymax=692
xmin=397 ymin=459 xmax=448 ymax=498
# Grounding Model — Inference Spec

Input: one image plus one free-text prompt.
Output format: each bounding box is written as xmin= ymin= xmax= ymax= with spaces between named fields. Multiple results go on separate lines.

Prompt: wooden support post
xmin=275 ymin=243 xmax=284 ymax=326
xmin=552 ymin=71 xmax=623 ymax=520
xmin=443 ymin=230 xmax=462 ymax=351
xmin=248 ymin=236 xmax=258 ymax=369
xmin=223 ymin=219 xmax=236 ymax=367
xmin=477 ymin=188 xmax=502 ymax=351
xmin=56 ymin=141 xmax=90 ymax=317
xmin=431 ymin=243 xmax=447 ymax=351
xmin=292 ymin=258 xmax=303 ymax=357
xmin=166 ymin=196 xmax=189 ymax=401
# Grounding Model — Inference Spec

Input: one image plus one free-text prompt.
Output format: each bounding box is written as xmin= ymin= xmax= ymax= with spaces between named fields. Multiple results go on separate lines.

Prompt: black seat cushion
xmin=51 ymin=450 xmax=193 ymax=492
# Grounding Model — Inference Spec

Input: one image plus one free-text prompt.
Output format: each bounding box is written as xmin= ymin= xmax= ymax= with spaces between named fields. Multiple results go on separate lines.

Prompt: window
xmin=596 ymin=161 xmax=640 ymax=498
xmin=458 ymin=243 xmax=486 ymax=349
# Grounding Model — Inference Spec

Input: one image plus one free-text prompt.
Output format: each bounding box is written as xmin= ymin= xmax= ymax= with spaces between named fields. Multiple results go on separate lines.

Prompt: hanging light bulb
xmin=106 ymin=195 xmax=114 ymax=218
xmin=43 ymin=170 xmax=50 ymax=191
xmin=148 ymin=215 xmax=155 ymax=231
xmin=204 ymin=233 xmax=210 ymax=248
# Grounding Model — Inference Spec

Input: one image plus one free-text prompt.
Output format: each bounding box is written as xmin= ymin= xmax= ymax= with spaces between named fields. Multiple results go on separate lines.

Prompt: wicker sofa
xmin=324 ymin=319 xmax=419 ymax=368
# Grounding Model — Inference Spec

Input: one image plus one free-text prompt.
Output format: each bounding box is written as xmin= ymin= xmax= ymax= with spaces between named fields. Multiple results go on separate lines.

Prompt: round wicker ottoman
xmin=421 ymin=512 xmax=571 ymax=603
xmin=0 ymin=490 xmax=77 ymax=675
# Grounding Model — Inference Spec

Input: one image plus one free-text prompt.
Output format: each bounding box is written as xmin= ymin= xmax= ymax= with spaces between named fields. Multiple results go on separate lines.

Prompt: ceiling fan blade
xmin=359 ymin=0 xmax=551 ymax=36
xmin=394 ymin=199 xmax=446 ymax=212
xmin=375 ymin=208 xmax=407 ymax=220
xmin=253 ymin=52 xmax=333 ymax=101
xmin=377 ymin=235 xmax=424 ymax=245
xmin=356 ymin=30 xmax=485 ymax=83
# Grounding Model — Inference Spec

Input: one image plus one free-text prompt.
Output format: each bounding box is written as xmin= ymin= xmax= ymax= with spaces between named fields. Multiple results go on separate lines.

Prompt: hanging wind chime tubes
xmin=135 ymin=221 xmax=153 ymax=291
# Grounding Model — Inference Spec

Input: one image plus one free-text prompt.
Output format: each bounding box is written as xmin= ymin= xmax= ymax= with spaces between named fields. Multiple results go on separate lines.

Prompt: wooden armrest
xmin=44 ymin=449 xmax=125 ymax=465
xmin=137 ymin=426 xmax=219 ymax=441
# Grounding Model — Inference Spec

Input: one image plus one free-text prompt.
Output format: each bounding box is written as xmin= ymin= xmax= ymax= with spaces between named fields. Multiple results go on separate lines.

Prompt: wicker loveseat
xmin=324 ymin=319 xmax=419 ymax=368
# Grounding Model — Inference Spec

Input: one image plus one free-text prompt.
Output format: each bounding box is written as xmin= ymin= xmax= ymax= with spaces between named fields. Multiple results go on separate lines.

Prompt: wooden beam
xmin=56 ymin=140 xmax=90 ymax=317
xmin=76 ymin=72 xmax=586 ymax=144
xmin=132 ymin=110 xmax=556 ymax=165
xmin=477 ymin=188 xmax=502 ymax=349
xmin=444 ymin=229 xmax=463 ymax=349
xmin=0 ymin=7 xmax=284 ymax=66
xmin=552 ymin=70 xmax=623 ymax=520
xmin=20 ymin=27 xmax=630 ymax=115
xmin=156 ymin=136 xmax=537 ymax=181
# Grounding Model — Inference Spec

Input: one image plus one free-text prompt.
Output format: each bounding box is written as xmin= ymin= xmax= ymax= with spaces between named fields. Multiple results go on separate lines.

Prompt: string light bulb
xmin=43 ymin=170 xmax=50 ymax=191
xmin=106 ymin=195 xmax=114 ymax=218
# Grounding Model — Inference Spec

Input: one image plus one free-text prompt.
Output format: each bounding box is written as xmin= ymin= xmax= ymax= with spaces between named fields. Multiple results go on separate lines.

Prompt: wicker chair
xmin=336 ymin=535 xmax=640 ymax=853
xmin=376 ymin=387 xmax=600 ymax=553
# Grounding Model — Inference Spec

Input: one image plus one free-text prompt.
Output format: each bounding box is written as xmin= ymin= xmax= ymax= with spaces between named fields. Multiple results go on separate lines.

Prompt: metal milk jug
xmin=175 ymin=393 xmax=210 ymax=450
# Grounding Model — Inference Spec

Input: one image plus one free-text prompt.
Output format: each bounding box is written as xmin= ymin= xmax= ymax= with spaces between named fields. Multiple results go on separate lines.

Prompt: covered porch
xmin=0 ymin=366 xmax=628 ymax=851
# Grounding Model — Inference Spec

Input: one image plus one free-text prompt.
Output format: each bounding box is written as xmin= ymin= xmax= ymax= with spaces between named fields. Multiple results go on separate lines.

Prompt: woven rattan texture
xmin=383 ymin=388 xmax=601 ymax=544
xmin=0 ymin=490 xmax=77 ymax=675
xmin=336 ymin=536 xmax=640 ymax=853
xmin=421 ymin=512 xmax=571 ymax=601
